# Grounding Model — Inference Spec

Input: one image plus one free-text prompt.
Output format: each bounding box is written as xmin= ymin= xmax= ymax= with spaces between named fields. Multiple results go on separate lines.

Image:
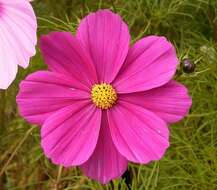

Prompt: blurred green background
xmin=1 ymin=0 xmax=217 ymax=189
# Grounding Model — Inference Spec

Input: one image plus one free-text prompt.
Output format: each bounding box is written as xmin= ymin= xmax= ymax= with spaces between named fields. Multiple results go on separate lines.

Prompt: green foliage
xmin=1 ymin=0 xmax=217 ymax=189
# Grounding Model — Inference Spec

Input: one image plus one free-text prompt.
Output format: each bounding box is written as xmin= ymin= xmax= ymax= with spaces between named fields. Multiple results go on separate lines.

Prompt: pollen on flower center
xmin=91 ymin=83 xmax=117 ymax=109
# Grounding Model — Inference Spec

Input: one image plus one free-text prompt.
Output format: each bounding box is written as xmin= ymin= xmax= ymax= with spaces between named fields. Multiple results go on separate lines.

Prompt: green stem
xmin=66 ymin=0 xmax=72 ymax=17
xmin=0 ymin=90 xmax=6 ymax=190
xmin=0 ymin=126 xmax=35 ymax=176
xmin=54 ymin=166 xmax=63 ymax=190
xmin=81 ymin=0 xmax=86 ymax=17
xmin=110 ymin=0 xmax=117 ymax=13
xmin=0 ymin=90 xmax=5 ymax=129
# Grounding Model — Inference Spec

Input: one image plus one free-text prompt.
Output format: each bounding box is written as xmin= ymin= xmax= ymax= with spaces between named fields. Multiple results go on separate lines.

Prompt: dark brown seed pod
xmin=181 ymin=58 xmax=195 ymax=73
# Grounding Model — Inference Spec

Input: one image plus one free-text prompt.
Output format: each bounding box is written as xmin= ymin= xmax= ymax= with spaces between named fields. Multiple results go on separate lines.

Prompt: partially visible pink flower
xmin=0 ymin=0 xmax=37 ymax=89
xmin=16 ymin=10 xmax=192 ymax=183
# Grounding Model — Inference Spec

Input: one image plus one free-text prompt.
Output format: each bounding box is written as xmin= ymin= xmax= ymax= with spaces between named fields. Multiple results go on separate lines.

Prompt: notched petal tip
xmin=108 ymin=102 xmax=170 ymax=164
xmin=80 ymin=112 xmax=128 ymax=183
xmin=76 ymin=8 xmax=130 ymax=83
xmin=40 ymin=104 xmax=101 ymax=167
xmin=16 ymin=71 xmax=91 ymax=125
xmin=113 ymin=35 xmax=179 ymax=93
xmin=119 ymin=80 xmax=192 ymax=124
xmin=39 ymin=31 xmax=98 ymax=88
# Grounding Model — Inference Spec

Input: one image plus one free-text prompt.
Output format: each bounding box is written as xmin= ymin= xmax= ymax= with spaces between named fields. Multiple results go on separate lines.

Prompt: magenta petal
xmin=76 ymin=9 xmax=130 ymax=83
xmin=40 ymin=32 xmax=98 ymax=89
xmin=108 ymin=101 xmax=169 ymax=163
xmin=41 ymin=102 xmax=102 ymax=166
xmin=119 ymin=80 xmax=192 ymax=123
xmin=113 ymin=36 xmax=178 ymax=93
xmin=16 ymin=71 xmax=90 ymax=125
xmin=80 ymin=112 xmax=128 ymax=184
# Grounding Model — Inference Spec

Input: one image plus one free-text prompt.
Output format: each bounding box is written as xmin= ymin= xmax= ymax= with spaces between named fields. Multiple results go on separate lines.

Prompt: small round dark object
xmin=181 ymin=58 xmax=195 ymax=73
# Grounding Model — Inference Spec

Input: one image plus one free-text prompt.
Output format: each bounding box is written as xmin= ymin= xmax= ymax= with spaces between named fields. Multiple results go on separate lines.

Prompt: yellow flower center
xmin=91 ymin=83 xmax=117 ymax=109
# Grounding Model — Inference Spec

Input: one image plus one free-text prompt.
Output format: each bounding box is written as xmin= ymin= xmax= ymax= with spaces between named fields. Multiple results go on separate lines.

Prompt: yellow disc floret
xmin=91 ymin=83 xmax=117 ymax=109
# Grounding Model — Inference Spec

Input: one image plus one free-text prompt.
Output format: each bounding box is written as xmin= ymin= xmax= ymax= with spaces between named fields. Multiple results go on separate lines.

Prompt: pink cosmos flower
xmin=16 ymin=10 xmax=192 ymax=183
xmin=0 ymin=0 xmax=37 ymax=89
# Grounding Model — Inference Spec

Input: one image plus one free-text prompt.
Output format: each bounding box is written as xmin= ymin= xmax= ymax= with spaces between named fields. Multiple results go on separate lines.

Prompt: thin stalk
xmin=0 ymin=126 xmax=35 ymax=176
xmin=110 ymin=0 xmax=117 ymax=13
xmin=122 ymin=168 xmax=132 ymax=189
xmin=0 ymin=90 xmax=5 ymax=129
xmin=54 ymin=166 xmax=63 ymax=190
xmin=0 ymin=173 xmax=6 ymax=190
xmin=0 ymin=90 xmax=6 ymax=189
xmin=81 ymin=0 xmax=86 ymax=17
xmin=36 ymin=166 xmax=49 ymax=190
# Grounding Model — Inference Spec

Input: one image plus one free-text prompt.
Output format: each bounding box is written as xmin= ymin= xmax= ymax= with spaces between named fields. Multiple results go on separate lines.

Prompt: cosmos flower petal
xmin=108 ymin=101 xmax=169 ymax=163
xmin=80 ymin=112 xmax=128 ymax=184
xmin=0 ymin=31 xmax=18 ymax=89
xmin=76 ymin=9 xmax=130 ymax=83
xmin=0 ymin=0 xmax=37 ymax=89
xmin=113 ymin=36 xmax=178 ymax=93
xmin=40 ymin=32 xmax=98 ymax=89
xmin=41 ymin=103 xmax=102 ymax=166
xmin=16 ymin=71 xmax=90 ymax=125
xmin=119 ymin=80 xmax=192 ymax=123
xmin=1 ymin=2 xmax=37 ymax=67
